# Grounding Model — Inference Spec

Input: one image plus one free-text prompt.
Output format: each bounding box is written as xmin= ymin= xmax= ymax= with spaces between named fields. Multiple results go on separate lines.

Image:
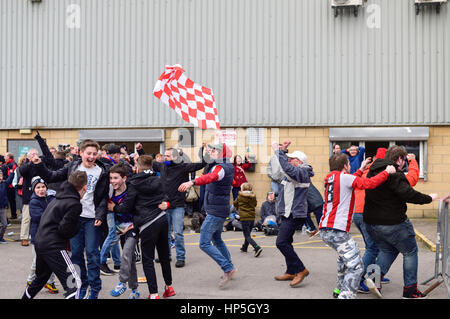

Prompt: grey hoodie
xmin=275 ymin=150 xmax=314 ymax=219
xmin=267 ymin=154 xmax=285 ymax=183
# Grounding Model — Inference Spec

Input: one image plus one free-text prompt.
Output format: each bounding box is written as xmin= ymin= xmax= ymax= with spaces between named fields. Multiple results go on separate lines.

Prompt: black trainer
xmin=254 ymin=246 xmax=263 ymax=257
xmin=402 ymin=284 xmax=427 ymax=299
xmin=100 ymin=264 xmax=115 ymax=276
xmin=175 ymin=260 xmax=185 ymax=268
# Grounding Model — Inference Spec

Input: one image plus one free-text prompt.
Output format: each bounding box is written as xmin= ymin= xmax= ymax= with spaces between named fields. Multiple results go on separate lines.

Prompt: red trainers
xmin=163 ymin=286 xmax=176 ymax=298
xmin=148 ymin=294 xmax=160 ymax=299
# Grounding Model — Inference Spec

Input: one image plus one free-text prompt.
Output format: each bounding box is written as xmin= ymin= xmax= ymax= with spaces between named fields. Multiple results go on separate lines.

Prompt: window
xmin=329 ymin=127 xmax=429 ymax=180
xmin=178 ymin=128 xmax=195 ymax=147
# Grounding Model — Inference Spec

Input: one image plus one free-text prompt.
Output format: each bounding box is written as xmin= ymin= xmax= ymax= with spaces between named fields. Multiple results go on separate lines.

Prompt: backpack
xmin=185 ymin=186 xmax=199 ymax=203
xmin=191 ymin=211 xmax=205 ymax=233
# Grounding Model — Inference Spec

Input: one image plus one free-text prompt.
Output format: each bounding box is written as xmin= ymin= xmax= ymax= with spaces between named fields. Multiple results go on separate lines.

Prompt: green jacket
xmin=233 ymin=191 xmax=257 ymax=221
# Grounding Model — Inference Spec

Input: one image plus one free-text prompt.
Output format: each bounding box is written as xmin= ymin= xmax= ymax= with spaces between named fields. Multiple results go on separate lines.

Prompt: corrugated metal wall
xmin=1 ymin=0 xmax=449 ymax=129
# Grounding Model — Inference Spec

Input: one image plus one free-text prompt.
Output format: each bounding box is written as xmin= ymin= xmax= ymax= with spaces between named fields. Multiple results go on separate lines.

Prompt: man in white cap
xmin=272 ymin=140 xmax=314 ymax=288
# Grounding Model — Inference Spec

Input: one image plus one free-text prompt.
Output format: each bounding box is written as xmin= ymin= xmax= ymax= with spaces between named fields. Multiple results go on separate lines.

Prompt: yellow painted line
xmin=414 ymin=228 xmax=436 ymax=252
xmin=184 ymin=234 xmax=365 ymax=251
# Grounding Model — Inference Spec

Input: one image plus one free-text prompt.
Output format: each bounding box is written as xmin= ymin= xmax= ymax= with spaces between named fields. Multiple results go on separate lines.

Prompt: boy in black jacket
xmin=152 ymin=148 xmax=206 ymax=268
xmin=108 ymin=155 xmax=175 ymax=299
xmin=363 ymin=145 xmax=439 ymax=299
xmin=22 ymin=171 xmax=88 ymax=299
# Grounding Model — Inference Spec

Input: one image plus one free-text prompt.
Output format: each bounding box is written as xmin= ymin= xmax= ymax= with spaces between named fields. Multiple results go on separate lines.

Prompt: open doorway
xmin=365 ymin=141 xmax=390 ymax=159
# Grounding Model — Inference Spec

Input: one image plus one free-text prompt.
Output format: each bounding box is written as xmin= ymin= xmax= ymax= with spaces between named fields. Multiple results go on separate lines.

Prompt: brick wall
xmin=0 ymin=129 xmax=79 ymax=155
xmin=2 ymin=126 xmax=448 ymax=219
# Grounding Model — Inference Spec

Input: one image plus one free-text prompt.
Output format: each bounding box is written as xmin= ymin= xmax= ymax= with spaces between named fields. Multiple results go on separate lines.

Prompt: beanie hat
xmin=31 ymin=176 xmax=47 ymax=193
xmin=375 ymin=148 xmax=387 ymax=159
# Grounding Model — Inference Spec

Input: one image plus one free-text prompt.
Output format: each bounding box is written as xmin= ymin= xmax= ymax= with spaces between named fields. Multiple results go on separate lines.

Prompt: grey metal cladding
xmin=1 ymin=0 xmax=449 ymax=129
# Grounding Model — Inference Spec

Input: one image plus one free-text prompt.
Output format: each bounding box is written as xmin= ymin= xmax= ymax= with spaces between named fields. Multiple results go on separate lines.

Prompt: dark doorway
xmin=99 ymin=142 xmax=161 ymax=157
xmin=365 ymin=141 xmax=390 ymax=159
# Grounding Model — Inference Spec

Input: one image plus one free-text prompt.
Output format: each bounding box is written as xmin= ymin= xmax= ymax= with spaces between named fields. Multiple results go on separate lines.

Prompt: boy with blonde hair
xmin=234 ymin=183 xmax=262 ymax=257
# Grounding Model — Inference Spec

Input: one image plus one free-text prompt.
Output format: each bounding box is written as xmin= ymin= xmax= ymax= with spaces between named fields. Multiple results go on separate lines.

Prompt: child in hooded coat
xmin=233 ymin=183 xmax=262 ymax=257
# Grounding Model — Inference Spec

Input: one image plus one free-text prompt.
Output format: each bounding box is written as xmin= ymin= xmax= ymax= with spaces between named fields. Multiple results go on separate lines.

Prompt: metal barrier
xmin=422 ymin=200 xmax=450 ymax=296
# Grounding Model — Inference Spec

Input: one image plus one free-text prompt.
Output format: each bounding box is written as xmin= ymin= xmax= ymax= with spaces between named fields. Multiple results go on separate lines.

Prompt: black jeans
xmin=241 ymin=220 xmax=258 ymax=251
xmin=276 ymin=215 xmax=307 ymax=275
xmin=140 ymin=216 xmax=172 ymax=294
xmin=7 ymin=188 xmax=17 ymax=218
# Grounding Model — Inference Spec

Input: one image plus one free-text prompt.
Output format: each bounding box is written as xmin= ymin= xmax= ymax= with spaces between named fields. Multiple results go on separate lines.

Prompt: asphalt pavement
xmin=0 ymin=217 xmax=448 ymax=300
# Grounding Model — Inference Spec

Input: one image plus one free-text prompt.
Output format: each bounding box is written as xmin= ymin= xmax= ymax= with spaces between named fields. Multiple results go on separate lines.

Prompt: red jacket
xmin=6 ymin=159 xmax=17 ymax=189
xmin=232 ymin=162 xmax=252 ymax=188
xmin=354 ymin=158 xmax=419 ymax=214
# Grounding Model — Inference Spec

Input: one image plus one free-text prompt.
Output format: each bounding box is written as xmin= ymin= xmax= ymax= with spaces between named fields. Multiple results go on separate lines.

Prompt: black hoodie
xmin=34 ymin=181 xmax=82 ymax=253
xmin=363 ymin=158 xmax=432 ymax=225
xmin=113 ymin=171 xmax=168 ymax=228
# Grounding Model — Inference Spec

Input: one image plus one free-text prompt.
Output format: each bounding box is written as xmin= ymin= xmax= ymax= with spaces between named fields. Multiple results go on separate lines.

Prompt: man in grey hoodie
xmin=272 ymin=141 xmax=314 ymax=288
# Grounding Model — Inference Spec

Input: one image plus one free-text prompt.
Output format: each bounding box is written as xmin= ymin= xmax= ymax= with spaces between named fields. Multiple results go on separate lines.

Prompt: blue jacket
xmin=342 ymin=146 xmax=365 ymax=174
xmin=204 ymin=162 xmax=235 ymax=218
xmin=29 ymin=191 xmax=56 ymax=244
xmin=275 ymin=150 xmax=314 ymax=219
xmin=0 ymin=172 xmax=14 ymax=208
xmin=307 ymin=182 xmax=324 ymax=211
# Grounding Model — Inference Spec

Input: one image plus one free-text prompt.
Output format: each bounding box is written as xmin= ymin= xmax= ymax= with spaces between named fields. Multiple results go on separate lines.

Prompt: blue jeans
xmin=70 ymin=217 xmax=102 ymax=292
xmin=276 ymin=215 xmax=307 ymax=274
xmin=366 ymin=219 xmax=418 ymax=287
xmin=199 ymin=214 xmax=234 ymax=272
xmin=166 ymin=207 xmax=186 ymax=261
xmin=199 ymin=185 xmax=206 ymax=213
xmin=352 ymin=213 xmax=379 ymax=277
xmin=232 ymin=187 xmax=240 ymax=201
xmin=99 ymin=213 xmax=121 ymax=266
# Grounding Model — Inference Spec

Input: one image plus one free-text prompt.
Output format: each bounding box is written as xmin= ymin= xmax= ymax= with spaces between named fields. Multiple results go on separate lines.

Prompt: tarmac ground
xmin=0 ymin=216 xmax=448 ymax=300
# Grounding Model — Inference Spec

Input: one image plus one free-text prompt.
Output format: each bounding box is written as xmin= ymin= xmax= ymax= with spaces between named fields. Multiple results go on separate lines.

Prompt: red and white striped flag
xmin=153 ymin=64 xmax=220 ymax=130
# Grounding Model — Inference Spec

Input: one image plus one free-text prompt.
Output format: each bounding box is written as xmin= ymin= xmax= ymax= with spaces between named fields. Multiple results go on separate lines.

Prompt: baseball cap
xmin=207 ymin=143 xmax=223 ymax=153
xmin=286 ymin=151 xmax=307 ymax=164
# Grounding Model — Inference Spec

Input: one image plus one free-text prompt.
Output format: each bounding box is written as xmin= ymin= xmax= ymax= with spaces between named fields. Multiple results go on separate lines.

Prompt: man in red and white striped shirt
xmin=319 ymin=153 xmax=395 ymax=299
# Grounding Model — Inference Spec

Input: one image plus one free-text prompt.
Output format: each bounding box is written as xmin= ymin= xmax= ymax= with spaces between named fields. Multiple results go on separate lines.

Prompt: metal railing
xmin=422 ymin=200 xmax=450 ymax=296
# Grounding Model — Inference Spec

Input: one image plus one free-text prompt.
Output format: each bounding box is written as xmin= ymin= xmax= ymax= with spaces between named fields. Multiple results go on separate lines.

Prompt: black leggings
xmin=241 ymin=220 xmax=258 ymax=250
xmin=140 ymin=216 xmax=172 ymax=294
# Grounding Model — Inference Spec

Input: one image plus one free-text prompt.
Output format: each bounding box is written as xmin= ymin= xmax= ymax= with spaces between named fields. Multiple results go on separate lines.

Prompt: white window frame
xmin=329 ymin=127 xmax=429 ymax=181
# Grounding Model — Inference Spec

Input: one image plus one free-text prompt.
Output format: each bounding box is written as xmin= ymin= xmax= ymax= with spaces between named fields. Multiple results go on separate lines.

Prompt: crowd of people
xmin=0 ymin=133 xmax=448 ymax=299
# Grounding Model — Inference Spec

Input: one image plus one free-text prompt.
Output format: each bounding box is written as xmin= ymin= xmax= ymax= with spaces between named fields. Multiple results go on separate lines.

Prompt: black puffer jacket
xmin=363 ymin=158 xmax=432 ymax=225
xmin=153 ymin=160 xmax=206 ymax=208
xmin=34 ymin=181 xmax=82 ymax=253
xmin=19 ymin=161 xmax=42 ymax=205
xmin=113 ymin=171 xmax=168 ymax=228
